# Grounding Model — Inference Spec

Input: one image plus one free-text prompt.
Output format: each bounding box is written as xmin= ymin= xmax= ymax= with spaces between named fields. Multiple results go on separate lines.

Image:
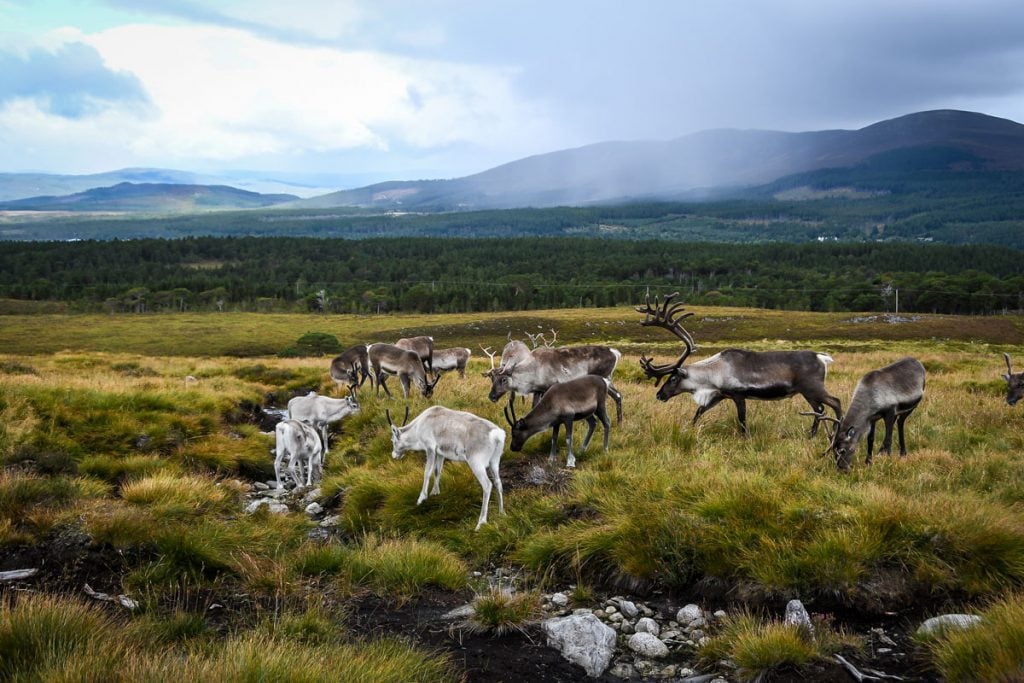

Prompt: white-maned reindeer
xmin=431 ymin=347 xmax=472 ymax=378
xmin=386 ymin=406 xmax=505 ymax=531
xmin=287 ymin=391 xmax=360 ymax=455
xmin=274 ymin=419 xmax=323 ymax=489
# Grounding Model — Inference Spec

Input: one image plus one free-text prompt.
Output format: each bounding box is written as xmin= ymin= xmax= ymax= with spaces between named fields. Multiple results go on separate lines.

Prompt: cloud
xmin=0 ymin=40 xmax=150 ymax=118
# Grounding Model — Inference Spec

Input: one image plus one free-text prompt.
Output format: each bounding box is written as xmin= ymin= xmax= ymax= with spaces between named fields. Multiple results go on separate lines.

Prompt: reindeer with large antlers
xmin=636 ymin=292 xmax=842 ymax=436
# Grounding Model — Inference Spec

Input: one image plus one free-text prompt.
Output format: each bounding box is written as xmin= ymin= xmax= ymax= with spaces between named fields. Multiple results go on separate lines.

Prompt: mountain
xmin=0 ymin=168 xmax=339 ymax=202
xmin=0 ymin=182 xmax=298 ymax=212
xmin=295 ymin=110 xmax=1024 ymax=209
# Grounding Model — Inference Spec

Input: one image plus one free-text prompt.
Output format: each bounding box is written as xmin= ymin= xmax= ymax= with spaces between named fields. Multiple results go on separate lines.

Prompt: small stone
xmin=877 ymin=647 xmax=892 ymax=654
xmin=784 ymin=599 xmax=814 ymax=635
xmin=660 ymin=630 xmax=679 ymax=641
xmin=253 ymin=482 xmax=270 ymax=490
xmin=610 ymin=613 xmax=623 ymax=623
xmin=472 ymin=571 xmax=483 ymax=578
xmin=635 ymin=617 xmax=660 ymax=636
xmin=634 ymin=658 xmax=658 ymax=677
xmin=543 ymin=614 xmax=617 ymax=677
xmin=551 ymin=592 xmax=569 ymax=607
xmin=713 ymin=609 xmax=727 ymax=620
xmin=319 ymin=515 xmax=340 ymax=527
xmin=658 ymin=664 xmax=677 ymax=678
xmin=618 ymin=600 xmax=639 ymax=619
xmin=697 ymin=636 xmax=710 ymax=647
xmin=621 ymin=623 xmax=634 ymax=635
xmin=306 ymin=527 xmax=329 ymax=542
xmin=691 ymin=628 xmax=705 ymax=640
xmin=628 ymin=632 xmax=669 ymax=658
xmin=609 ymin=662 xmax=637 ymax=679
xmin=302 ymin=487 xmax=322 ymax=503
xmin=639 ymin=604 xmax=654 ymax=617
xmin=442 ymin=604 xmax=476 ymax=620
xmin=572 ymin=608 xmax=593 ymax=616
xmin=244 ymin=499 xmax=268 ymax=514
xmin=688 ymin=616 xmax=706 ymax=629
xmin=677 ymin=604 xmax=702 ymax=623
xmin=917 ymin=614 xmax=983 ymax=637
xmin=605 ymin=605 xmax=618 ymax=615
xmin=304 ymin=502 xmax=323 ymax=516
xmin=268 ymin=503 xmax=289 ymax=514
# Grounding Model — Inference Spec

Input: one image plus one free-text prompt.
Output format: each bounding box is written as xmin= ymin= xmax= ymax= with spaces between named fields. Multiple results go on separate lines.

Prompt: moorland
xmin=2 ymin=305 xmax=1023 ymax=681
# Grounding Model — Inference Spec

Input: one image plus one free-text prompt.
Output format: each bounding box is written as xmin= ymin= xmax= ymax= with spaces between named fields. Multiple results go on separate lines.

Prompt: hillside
xmin=0 ymin=182 xmax=299 ymax=212
xmin=296 ymin=110 xmax=1024 ymax=209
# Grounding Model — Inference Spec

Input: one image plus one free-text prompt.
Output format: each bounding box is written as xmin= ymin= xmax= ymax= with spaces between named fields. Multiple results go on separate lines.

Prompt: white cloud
xmin=1 ymin=22 xmax=557 ymax=169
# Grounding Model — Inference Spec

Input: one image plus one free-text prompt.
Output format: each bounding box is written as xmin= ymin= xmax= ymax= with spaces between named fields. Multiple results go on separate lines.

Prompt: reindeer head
xmin=420 ymin=371 xmax=442 ymax=398
xmin=1003 ymin=353 xmax=1024 ymax=406
xmin=385 ymin=407 xmax=411 ymax=459
xmin=635 ymin=292 xmax=696 ymax=399
xmin=801 ymin=410 xmax=850 ymax=472
xmin=487 ymin=362 xmax=518 ymax=402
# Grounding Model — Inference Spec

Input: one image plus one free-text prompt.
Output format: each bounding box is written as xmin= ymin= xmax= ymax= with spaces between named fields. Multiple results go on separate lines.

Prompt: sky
xmin=2 ymin=0 xmax=1024 ymax=189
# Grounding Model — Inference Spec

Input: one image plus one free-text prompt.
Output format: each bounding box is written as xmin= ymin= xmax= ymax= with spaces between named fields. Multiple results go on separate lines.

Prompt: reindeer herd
xmin=271 ymin=293 xmax=1019 ymax=529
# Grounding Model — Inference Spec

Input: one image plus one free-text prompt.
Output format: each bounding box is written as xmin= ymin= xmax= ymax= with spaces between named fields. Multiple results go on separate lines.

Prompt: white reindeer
xmin=274 ymin=419 xmax=324 ymax=489
xmin=287 ymin=391 xmax=360 ymax=455
xmin=386 ymin=406 xmax=505 ymax=530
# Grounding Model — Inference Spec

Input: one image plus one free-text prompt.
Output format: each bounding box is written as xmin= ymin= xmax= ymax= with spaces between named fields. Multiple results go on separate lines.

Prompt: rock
xmin=442 ymin=604 xmax=476 ymax=620
xmin=658 ymin=664 xmax=677 ymax=678
xmin=253 ymin=482 xmax=270 ymax=491
xmin=621 ymin=623 xmax=634 ymax=635
xmin=634 ymin=617 xmax=660 ymax=636
xmin=682 ymin=675 xmax=717 ymax=683
xmin=660 ymin=630 xmax=679 ymax=641
xmin=609 ymin=662 xmax=637 ymax=679
xmin=713 ymin=609 xmax=727 ymax=620
xmin=573 ymin=608 xmax=593 ymax=616
xmin=0 ymin=569 xmax=38 ymax=582
xmin=302 ymin=487 xmax=322 ymax=504
xmin=687 ymin=616 xmax=706 ymax=629
xmin=244 ymin=499 xmax=269 ymax=514
xmin=605 ymin=605 xmax=618 ymax=615
xmin=543 ymin=614 xmax=617 ymax=677
xmin=267 ymin=503 xmax=289 ymax=514
xmin=304 ymin=502 xmax=323 ymax=516
xmin=306 ymin=527 xmax=329 ymax=542
xmin=526 ymin=465 xmax=549 ymax=485
xmin=628 ymin=632 xmax=669 ymax=658
xmin=639 ymin=604 xmax=654 ymax=617
xmin=319 ymin=515 xmax=340 ymax=527
xmin=784 ymin=599 xmax=814 ymax=635
xmin=550 ymin=592 xmax=569 ymax=607
xmin=618 ymin=599 xmax=639 ymax=619
xmin=690 ymin=628 xmax=704 ymax=640
xmin=634 ymin=659 xmax=658 ymax=678
xmin=677 ymin=604 xmax=702 ymax=623
xmin=610 ymin=613 xmax=623 ymax=623
xmin=917 ymin=614 xmax=983 ymax=637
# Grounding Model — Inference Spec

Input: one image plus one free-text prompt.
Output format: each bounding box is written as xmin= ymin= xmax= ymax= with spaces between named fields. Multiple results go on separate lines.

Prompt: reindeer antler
xmin=545 ymin=328 xmax=558 ymax=347
xmin=635 ymin=291 xmax=696 ymax=383
xmin=525 ymin=331 xmax=542 ymax=348
xmin=480 ymin=345 xmax=498 ymax=374
xmin=799 ymin=410 xmax=840 ymax=455
xmin=1004 ymin=352 xmax=1014 ymax=375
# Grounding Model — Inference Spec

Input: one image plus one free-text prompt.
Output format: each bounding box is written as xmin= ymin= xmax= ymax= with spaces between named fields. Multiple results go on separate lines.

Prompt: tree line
xmin=1 ymin=236 xmax=1022 ymax=316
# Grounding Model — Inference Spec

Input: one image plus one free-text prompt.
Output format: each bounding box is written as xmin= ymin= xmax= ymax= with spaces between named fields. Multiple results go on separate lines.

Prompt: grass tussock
xmin=924 ymin=595 xmax=1024 ymax=682
xmin=699 ymin=611 xmax=858 ymax=681
xmin=467 ymin=586 xmax=543 ymax=635
xmin=346 ymin=534 xmax=468 ymax=602
xmin=120 ymin=473 xmax=244 ymax=517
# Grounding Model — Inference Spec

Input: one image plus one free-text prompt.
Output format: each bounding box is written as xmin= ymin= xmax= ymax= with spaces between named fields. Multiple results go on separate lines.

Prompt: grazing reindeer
xmin=504 ymin=375 xmax=622 ymax=468
xmin=368 ymin=343 xmax=441 ymax=399
xmin=329 ymin=345 xmax=370 ymax=393
xmin=396 ymin=335 xmax=434 ymax=373
xmin=274 ymin=419 xmax=324 ymax=489
xmin=488 ymin=340 xmax=621 ymax=406
xmin=287 ymin=391 xmax=360 ymax=455
xmin=637 ymin=292 xmax=841 ymax=436
xmin=432 ymin=347 xmax=472 ymax=378
xmin=387 ymin=406 xmax=505 ymax=531
xmin=807 ymin=357 xmax=925 ymax=471
xmin=1002 ymin=353 xmax=1024 ymax=406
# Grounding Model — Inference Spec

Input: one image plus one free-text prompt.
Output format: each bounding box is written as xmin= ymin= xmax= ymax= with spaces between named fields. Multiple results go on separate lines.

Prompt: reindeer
xmin=286 ymin=391 xmax=360 ymax=455
xmin=636 ymin=292 xmax=841 ymax=436
xmin=274 ymin=419 xmax=324 ymax=489
xmin=806 ymin=357 xmax=925 ymax=471
xmin=386 ymin=405 xmax=505 ymax=531
xmin=1002 ymin=353 xmax=1024 ymax=406
xmin=431 ymin=347 xmax=472 ymax=378
xmin=504 ymin=375 xmax=622 ymax=468
xmin=396 ymin=335 xmax=434 ymax=373
xmin=329 ymin=345 xmax=370 ymax=393
xmin=368 ymin=343 xmax=441 ymax=399
xmin=487 ymin=339 xmax=621 ymax=406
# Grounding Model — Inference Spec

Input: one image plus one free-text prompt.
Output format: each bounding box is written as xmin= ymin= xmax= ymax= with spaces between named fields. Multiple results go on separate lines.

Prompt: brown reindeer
xmin=396 ymin=335 xmax=434 ymax=373
xmin=368 ymin=343 xmax=440 ymax=399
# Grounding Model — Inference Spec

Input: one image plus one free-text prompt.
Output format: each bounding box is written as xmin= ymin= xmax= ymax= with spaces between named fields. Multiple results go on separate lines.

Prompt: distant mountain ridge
xmin=294 ymin=110 xmax=1024 ymax=209
xmin=0 ymin=182 xmax=298 ymax=212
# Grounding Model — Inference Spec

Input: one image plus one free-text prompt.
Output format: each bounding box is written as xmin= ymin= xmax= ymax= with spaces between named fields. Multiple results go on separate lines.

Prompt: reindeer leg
xmin=598 ymin=402 xmax=612 ymax=452
xmin=274 ymin=444 xmax=286 ymax=490
xmin=733 ymin=397 xmax=749 ymax=437
xmin=469 ymin=459 xmax=492 ymax=531
xmin=691 ymin=395 xmax=725 ymax=427
xmin=565 ymin=419 xmax=576 ymax=468
xmin=378 ymin=373 xmax=392 ymax=398
xmin=431 ymin=455 xmax=444 ymax=495
xmin=418 ymin=449 xmax=435 ymax=505
xmin=489 ymin=449 xmax=505 ymax=516
xmin=400 ymin=375 xmax=410 ymax=400
xmin=549 ymin=423 xmax=561 ymax=461
xmin=581 ymin=415 xmax=598 ymax=453
xmin=879 ymin=411 xmax=896 ymax=456
xmin=865 ymin=419 xmax=877 ymax=465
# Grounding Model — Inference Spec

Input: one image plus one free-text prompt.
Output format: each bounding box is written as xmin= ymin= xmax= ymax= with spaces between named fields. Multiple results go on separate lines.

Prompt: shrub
xmin=278 ymin=332 xmax=343 ymax=358
xmin=467 ymin=586 xmax=543 ymax=635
